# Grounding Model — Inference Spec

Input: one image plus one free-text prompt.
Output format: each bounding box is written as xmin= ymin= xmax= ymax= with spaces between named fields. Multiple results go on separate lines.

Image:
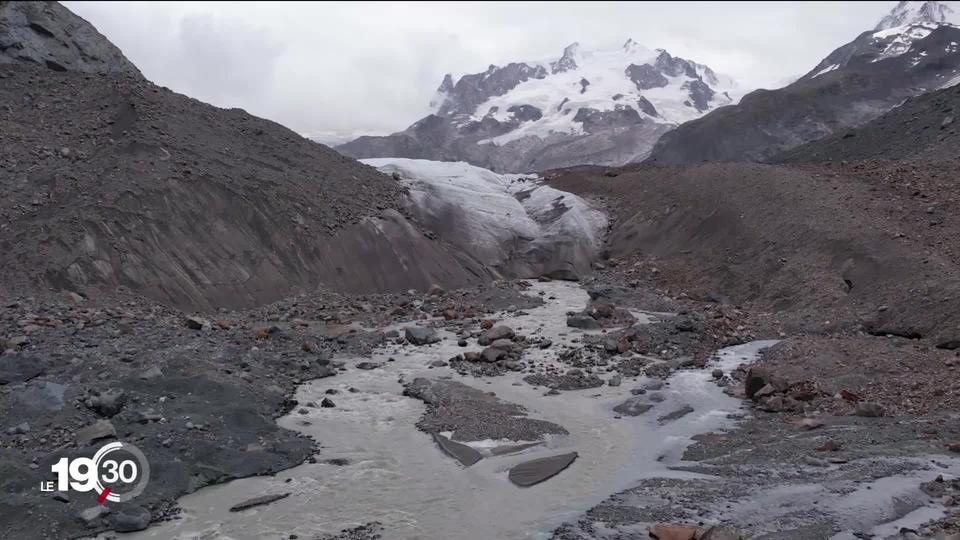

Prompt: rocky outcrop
xmin=434 ymin=62 xmax=548 ymax=117
xmin=0 ymin=1 xmax=140 ymax=76
xmin=626 ymin=63 xmax=668 ymax=90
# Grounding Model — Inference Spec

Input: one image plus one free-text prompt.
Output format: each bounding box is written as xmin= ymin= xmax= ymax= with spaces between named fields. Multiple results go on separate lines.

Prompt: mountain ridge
xmin=337 ymin=39 xmax=738 ymax=173
xmin=646 ymin=0 xmax=960 ymax=164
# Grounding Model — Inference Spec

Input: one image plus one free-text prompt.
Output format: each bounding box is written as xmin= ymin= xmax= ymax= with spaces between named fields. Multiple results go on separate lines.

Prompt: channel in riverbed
xmin=121 ymin=282 xmax=775 ymax=540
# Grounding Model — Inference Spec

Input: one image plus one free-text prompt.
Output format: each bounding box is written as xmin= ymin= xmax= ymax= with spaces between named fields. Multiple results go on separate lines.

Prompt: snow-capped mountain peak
xmin=868 ymin=1 xmax=957 ymax=62
xmin=430 ymin=41 xmax=738 ymax=147
xmin=800 ymin=0 xmax=959 ymax=80
xmin=340 ymin=39 xmax=741 ymax=172
xmin=874 ymin=1 xmax=954 ymax=31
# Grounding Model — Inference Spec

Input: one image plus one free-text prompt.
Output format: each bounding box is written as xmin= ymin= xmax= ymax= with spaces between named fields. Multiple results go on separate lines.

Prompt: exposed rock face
xmin=435 ymin=62 xmax=549 ymax=117
xmin=647 ymin=2 xmax=960 ymax=164
xmin=626 ymin=63 xmax=669 ymax=90
xmin=338 ymin=40 xmax=737 ymax=173
xmin=0 ymin=1 xmax=141 ymax=76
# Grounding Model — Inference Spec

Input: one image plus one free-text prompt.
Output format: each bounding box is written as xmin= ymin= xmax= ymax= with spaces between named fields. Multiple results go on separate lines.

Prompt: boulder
xmin=613 ymin=397 xmax=653 ymax=416
xmin=77 ymin=505 xmax=110 ymax=527
xmin=481 ymin=347 xmax=507 ymax=363
xmin=109 ymin=505 xmax=151 ymax=532
xmin=183 ymin=316 xmax=210 ymax=330
xmin=76 ymin=420 xmax=116 ymax=446
xmin=567 ymin=314 xmax=601 ymax=329
xmin=87 ymin=389 xmax=125 ymax=417
xmin=355 ymin=362 xmax=381 ymax=370
xmin=854 ymin=402 xmax=884 ymax=417
xmin=478 ymin=326 xmax=514 ymax=346
xmin=701 ymin=525 xmax=743 ymax=540
xmin=588 ymin=303 xmax=615 ymax=319
xmin=649 ymin=524 xmax=704 ymax=540
xmin=405 ymin=326 xmax=440 ymax=346
xmin=745 ymin=366 xmax=787 ymax=400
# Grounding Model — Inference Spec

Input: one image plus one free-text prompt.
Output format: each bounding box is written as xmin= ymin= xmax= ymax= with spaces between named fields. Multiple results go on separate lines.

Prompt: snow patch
xmin=871 ymin=21 xmax=955 ymax=61
xmin=811 ymin=63 xmax=839 ymax=78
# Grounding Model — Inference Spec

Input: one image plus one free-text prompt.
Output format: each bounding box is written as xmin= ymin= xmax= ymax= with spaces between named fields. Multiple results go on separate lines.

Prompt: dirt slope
xmin=0 ymin=63 xmax=492 ymax=311
xmin=546 ymin=162 xmax=960 ymax=348
xmin=774 ymin=81 xmax=960 ymax=163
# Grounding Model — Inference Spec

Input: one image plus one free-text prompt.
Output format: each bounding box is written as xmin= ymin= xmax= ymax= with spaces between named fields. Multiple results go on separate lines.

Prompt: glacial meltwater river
xmin=113 ymin=281 xmax=782 ymax=539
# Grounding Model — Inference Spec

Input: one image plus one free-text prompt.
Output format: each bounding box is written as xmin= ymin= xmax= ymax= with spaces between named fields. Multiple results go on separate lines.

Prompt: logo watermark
xmin=40 ymin=441 xmax=150 ymax=503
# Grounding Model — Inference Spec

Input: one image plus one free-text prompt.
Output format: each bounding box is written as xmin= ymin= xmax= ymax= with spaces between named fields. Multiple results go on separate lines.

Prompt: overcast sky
xmin=63 ymin=1 xmax=957 ymax=144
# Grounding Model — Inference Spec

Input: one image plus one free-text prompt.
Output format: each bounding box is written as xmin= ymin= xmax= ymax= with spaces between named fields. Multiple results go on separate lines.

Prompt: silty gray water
xmin=112 ymin=281 xmax=779 ymax=540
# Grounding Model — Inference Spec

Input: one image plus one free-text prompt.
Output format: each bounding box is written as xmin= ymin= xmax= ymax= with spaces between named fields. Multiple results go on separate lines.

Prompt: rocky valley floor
xmin=3 ymin=256 xmax=960 ymax=539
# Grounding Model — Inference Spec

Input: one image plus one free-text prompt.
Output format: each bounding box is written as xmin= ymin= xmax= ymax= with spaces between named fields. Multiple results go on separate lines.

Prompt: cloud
xmin=169 ymin=14 xmax=285 ymax=109
xmin=62 ymin=1 xmax=959 ymax=144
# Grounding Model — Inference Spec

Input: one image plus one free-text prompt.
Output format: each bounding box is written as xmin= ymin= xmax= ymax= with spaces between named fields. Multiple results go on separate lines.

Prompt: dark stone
xmin=430 ymin=431 xmax=483 ymax=466
xmin=478 ymin=326 xmax=514 ymax=346
xmin=481 ymin=347 xmax=507 ymax=363
xmin=355 ymin=362 xmax=381 ymax=370
xmin=507 ymin=104 xmax=543 ymax=122
xmin=229 ymin=493 xmax=290 ymax=512
xmin=109 ymin=505 xmax=151 ymax=532
xmin=0 ymin=355 xmax=48 ymax=385
xmin=508 ymin=452 xmax=578 ymax=487
xmin=567 ymin=314 xmax=601 ymax=329
xmin=613 ymin=397 xmax=653 ymax=416
xmin=854 ymin=402 xmax=884 ymax=417
xmin=75 ymin=420 xmax=116 ymax=446
xmin=405 ymin=326 xmax=439 ymax=346
xmin=658 ymin=405 xmax=695 ymax=423
xmin=625 ymin=63 xmax=668 ymax=90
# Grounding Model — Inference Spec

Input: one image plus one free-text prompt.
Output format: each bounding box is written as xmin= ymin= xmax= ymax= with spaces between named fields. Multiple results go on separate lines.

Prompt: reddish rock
xmin=816 ymin=439 xmax=842 ymax=452
xmin=840 ymin=389 xmax=861 ymax=402
xmin=649 ymin=523 xmax=704 ymax=540
xmin=481 ymin=319 xmax=495 ymax=330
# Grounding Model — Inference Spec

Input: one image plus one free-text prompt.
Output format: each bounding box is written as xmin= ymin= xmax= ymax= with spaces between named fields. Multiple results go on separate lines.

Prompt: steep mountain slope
xmin=0 ymin=0 xmax=140 ymax=76
xmin=773 ymin=77 xmax=960 ymax=163
xmin=0 ymin=0 xmax=503 ymax=312
xmin=646 ymin=1 xmax=960 ymax=164
xmin=337 ymin=41 xmax=738 ymax=173
xmin=0 ymin=62 xmax=496 ymax=311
